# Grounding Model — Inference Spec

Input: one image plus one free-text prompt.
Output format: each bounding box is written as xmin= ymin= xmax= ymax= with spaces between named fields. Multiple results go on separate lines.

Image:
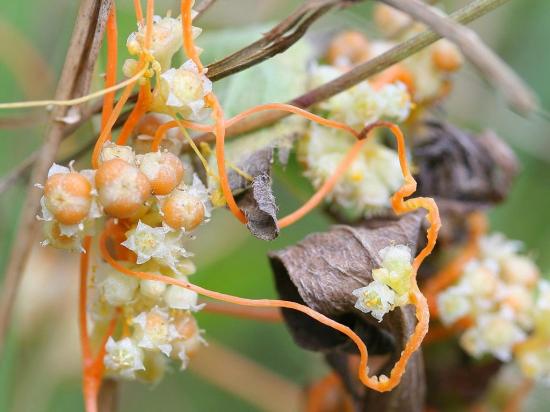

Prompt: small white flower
xmin=475 ymin=313 xmax=526 ymax=361
xmin=127 ymin=15 xmax=201 ymax=71
xmin=100 ymin=142 xmax=136 ymax=165
xmin=461 ymin=261 xmax=499 ymax=298
xmin=352 ymin=280 xmax=396 ymax=322
xmin=154 ymin=61 xmax=212 ymax=120
xmin=104 ymin=337 xmax=145 ymax=379
xmin=517 ymin=342 xmax=550 ymax=384
xmin=101 ymin=270 xmax=139 ymax=306
xmin=379 ymin=245 xmax=412 ymax=273
xmin=122 ymin=221 xmax=171 ymax=264
xmin=479 ymin=233 xmax=522 ymax=262
xmin=437 ymin=285 xmax=471 ymax=325
xmin=140 ymin=279 xmax=167 ymax=300
xmin=132 ymin=306 xmax=179 ymax=356
xmin=164 ymin=284 xmax=203 ymax=311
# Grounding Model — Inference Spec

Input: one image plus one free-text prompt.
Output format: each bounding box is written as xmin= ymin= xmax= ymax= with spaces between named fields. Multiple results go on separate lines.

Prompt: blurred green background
xmin=0 ymin=0 xmax=548 ymax=411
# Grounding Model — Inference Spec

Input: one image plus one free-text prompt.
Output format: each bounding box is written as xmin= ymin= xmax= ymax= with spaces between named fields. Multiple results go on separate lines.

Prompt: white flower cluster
xmin=372 ymin=4 xmax=464 ymax=103
xmin=437 ymin=233 xmax=550 ymax=383
xmin=39 ymin=143 xmax=212 ymax=383
xmin=298 ymin=124 xmax=404 ymax=217
xmin=93 ymin=259 xmax=205 ymax=382
xmin=297 ymin=60 xmax=409 ymax=218
xmin=353 ymin=245 xmax=413 ymax=321
xmin=310 ymin=64 xmax=411 ymax=129
xmin=151 ymin=60 xmax=212 ymax=121
xmin=123 ymin=10 xmax=212 ymax=121
xmin=124 ymin=14 xmax=201 ymax=73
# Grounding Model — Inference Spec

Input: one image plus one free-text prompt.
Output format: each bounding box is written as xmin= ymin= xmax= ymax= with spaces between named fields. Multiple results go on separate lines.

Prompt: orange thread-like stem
xmin=151 ymin=119 xmax=213 ymax=151
xmin=92 ymin=82 xmax=135 ymax=168
xmin=202 ymin=301 xmax=283 ymax=323
xmin=181 ymin=0 xmax=203 ymax=71
xmin=133 ymin=0 xmax=144 ymax=24
xmin=116 ymin=84 xmax=149 ymax=145
xmin=144 ymin=0 xmax=154 ymax=49
xmin=101 ymin=4 xmax=118 ymax=134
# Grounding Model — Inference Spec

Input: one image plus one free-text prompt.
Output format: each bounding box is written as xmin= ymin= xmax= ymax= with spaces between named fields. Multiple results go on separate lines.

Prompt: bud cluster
xmin=437 ymin=233 xmax=550 ymax=383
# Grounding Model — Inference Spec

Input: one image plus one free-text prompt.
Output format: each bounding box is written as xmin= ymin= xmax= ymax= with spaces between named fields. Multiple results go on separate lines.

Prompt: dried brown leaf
xmin=414 ymin=120 xmax=518 ymax=208
xmin=269 ymin=212 xmax=426 ymax=410
xmin=237 ymin=173 xmax=279 ymax=241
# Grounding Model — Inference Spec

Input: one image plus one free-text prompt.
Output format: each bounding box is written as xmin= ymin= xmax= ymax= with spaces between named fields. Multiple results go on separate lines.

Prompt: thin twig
xmin=205 ymin=0 xmax=354 ymax=81
xmin=190 ymin=0 xmax=514 ymax=145
xmin=380 ymin=0 xmax=536 ymax=114
xmin=0 ymin=0 xmax=112 ymax=357
xmin=195 ymin=0 xmax=217 ymax=18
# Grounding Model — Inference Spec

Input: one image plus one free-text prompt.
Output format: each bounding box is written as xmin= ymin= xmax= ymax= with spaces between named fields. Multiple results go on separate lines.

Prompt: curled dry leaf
xmin=237 ymin=173 xmax=279 ymax=241
xmin=413 ymin=120 xmax=518 ymax=209
xmin=413 ymin=120 xmax=518 ymax=245
xmin=268 ymin=211 xmax=426 ymax=410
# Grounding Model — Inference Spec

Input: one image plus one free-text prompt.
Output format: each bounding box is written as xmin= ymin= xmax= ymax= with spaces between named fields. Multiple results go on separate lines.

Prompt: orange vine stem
xmin=101 ymin=4 xmax=118 ymax=134
xmin=144 ymin=0 xmax=154 ymax=49
xmin=151 ymin=119 xmax=213 ymax=151
xmin=116 ymin=84 xmax=149 ymax=145
xmin=208 ymin=93 xmax=247 ymax=222
xmin=92 ymin=81 xmax=135 ymax=168
xmin=181 ymin=0 xmax=204 ymax=71
xmin=79 ymin=236 xmax=93 ymax=365
xmin=80 ymin=235 xmax=121 ymax=412
xmin=134 ymin=0 xmax=144 ymax=25
xmin=202 ymin=301 xmax=283 ymax=323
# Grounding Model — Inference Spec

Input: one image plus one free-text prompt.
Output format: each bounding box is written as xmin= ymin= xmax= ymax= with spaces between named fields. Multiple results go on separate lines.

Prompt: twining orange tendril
xmin=181 ymin=0 xmax=203 ymax=71
xmin=423 ymin=212 xmax=487 ymax=316
xmin=116 ymin=0 xmax=154 ymax=144
xmin=79 ymin=236 xmax=93 ymax=364
xmin=179 ymin=0 xmax=245 ymax=221
xmin=208 ymin=93 xmax=247 ymax=222
xmin=145 ymin=0 xmax=154 ymax=48
xmin=151 ymin=119 xmax=213 ymax=150
xmin=133 ymin=0 xmax=144 ymax=24
xmin=91 ymin=0 xmax=155 ymax=168
xmin=79 ymin=236 xmax=120 ymax=412
xmin=202 ymin=301 xmax=283 ymax=323
xmin=92 ymin=82 xmax=135 ymax=168
xmin=116 ymin=84 xmax=150 ymax=145
xmin=150 ymin=103 xmax=357 ymax=151
xmin=100 ymin=4 xmax=118 ymax=134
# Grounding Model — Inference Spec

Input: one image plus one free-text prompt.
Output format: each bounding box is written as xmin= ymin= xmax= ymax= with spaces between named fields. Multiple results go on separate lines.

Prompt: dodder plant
xmin=0 ymin=0 xmax=545 ymax=411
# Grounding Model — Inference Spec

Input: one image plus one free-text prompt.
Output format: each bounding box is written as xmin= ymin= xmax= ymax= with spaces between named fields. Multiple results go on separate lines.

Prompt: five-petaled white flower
xmin=104 ymin=337 xmax=145 ymax=379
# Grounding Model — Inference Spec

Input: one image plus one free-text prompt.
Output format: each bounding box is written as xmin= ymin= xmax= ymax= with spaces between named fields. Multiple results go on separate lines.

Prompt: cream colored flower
xmin=353 ymin=280 xmax=396 ymax=321
xmin=132 ymin=306 xmax=179 ymax=356
xmin=104 ymin=337 xmax=145 ymax=379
